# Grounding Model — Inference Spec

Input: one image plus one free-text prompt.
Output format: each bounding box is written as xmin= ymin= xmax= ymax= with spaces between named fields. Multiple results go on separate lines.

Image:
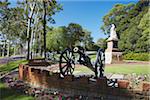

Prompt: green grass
xmin=89 ymin=55 xmax=96 ymax=62
xmin=0 ymin=60 xmax=27 ymax=73
xmin=0 ymin=82 xmax=34 ymax=100
xmin=0 ymin=60 xmax=34 ymax=100
xmin=105 ymin=64 xmax=150 ymax=74
xmin=74 ymin=64 xmax=150 ymax=75
xmin=75 ymin=66 xmax=94 ymax=74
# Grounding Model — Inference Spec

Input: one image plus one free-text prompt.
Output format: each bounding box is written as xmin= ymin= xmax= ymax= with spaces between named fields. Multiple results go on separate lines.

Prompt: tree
xmin=101 ymin=0 xmax=149 ymax=52
xmin=24 ymin=0 xmax=36 ymax=60
xmin=40 ymin=0 xmax=62 ymax=58
xmin=46 ymin=24 xmax=94 ymax=51
xmin=82 ymin=29 xmax=93 ymax=50
xmin=46 ymin=26 xmax=68 ymax=51
xmin=0 ymin=0 xmax=27 ymax=57
xmin=136 ymin=11 xmax=150 ymax=52
xmin=96 ymin=38 xmax=107 ymax=50
xmin=66 ymin=23 xmax=84 ymax=48
xmin=20 ymin=0 xmax=62 ymax=59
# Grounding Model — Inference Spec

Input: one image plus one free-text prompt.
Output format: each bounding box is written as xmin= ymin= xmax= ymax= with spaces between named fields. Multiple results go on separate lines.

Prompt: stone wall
xmin=19 ymin=64 xmax=150 ymax=99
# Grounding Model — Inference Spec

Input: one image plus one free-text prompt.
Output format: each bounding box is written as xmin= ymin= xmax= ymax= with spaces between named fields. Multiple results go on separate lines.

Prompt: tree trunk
xmin=27 ymin=18 xmax=32 ymax=60
xmin=43 ymin=1 xmax=47 ymax=59
xmin=38 ymin=33 xmax=42 ymax=57
xmin=30 ymin=28 xmax=34 ymax=59
xmin=26 ymin=3 xmax=36 ymax=60
xmin=2 ymin=41 xmax=6 ymax=57
xmin=7 ymin=40 xmax=10 ymax=57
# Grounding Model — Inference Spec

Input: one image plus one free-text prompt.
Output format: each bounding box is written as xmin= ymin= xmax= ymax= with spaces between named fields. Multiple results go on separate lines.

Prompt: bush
xmin=123 ymin=52 xmax=150 ymax=61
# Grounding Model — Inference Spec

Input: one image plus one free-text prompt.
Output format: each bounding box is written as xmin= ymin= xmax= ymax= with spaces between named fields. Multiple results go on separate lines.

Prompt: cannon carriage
xmin=59 ymin=46 xmax=105 ymax=78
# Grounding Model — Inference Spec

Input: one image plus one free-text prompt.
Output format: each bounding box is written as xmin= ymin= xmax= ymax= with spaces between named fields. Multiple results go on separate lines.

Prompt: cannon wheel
xmin=95 ymin=49 xmax=105 ymax=78
xmin=59 ymin=48 xmax=75 ymax=76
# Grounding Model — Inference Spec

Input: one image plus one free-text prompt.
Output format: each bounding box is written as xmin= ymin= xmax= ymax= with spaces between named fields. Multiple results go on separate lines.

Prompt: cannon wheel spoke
xmin=59 ymin=48 xmax=75 ymax=77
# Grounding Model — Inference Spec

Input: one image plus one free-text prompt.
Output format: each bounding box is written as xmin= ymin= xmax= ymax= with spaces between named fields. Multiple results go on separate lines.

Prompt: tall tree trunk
xmin=43 ymin=1 xmax=47 ymax=59
xmin=27 ymin=18 xmax=32 ymax=60
xmin=38 ymin=33 xmax=41 ymax=57
xmin=26 ymin=3 xmax=36 ymax=60
xmin=30 ymin=28 xmax=34 ymax=59
xmin=2 ymin=41 xmax=6 ymax=57
xmin=7 ymin=40 xmax=10 ymax=57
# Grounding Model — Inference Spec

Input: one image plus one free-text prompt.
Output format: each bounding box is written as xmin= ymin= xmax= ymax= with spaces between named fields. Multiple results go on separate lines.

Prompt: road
xmin=0 ymin=55 xmax=26 ymax=64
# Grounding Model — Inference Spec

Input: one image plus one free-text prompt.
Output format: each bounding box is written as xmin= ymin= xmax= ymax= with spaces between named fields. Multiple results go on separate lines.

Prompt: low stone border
xmin=0 ymin=69 xmax=18 ymax=79
xmin=18 ymin=64 xmax=150 ymax=99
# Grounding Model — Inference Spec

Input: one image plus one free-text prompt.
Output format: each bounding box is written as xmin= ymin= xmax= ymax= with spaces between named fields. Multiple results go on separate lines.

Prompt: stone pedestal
xmin=105 ymin=40 xmax=122 ymax=64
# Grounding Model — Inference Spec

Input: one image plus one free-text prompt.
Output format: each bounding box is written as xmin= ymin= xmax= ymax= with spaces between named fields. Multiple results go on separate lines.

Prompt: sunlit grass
xmin=105 ymin=64 xmax=150 ymax=74
xmin=74 ymin=64 xmax=150 ymax=75
xmin=0 ymin=60 xmax=27 ymax=73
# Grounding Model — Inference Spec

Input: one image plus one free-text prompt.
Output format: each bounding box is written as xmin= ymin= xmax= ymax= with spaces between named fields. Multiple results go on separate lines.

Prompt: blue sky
xmin=9 ymin=0 xmax=138 ymax=42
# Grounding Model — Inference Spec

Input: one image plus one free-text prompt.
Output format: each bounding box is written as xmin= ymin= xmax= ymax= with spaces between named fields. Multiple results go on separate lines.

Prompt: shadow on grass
xmin=0 ymin=82 xmax=34 ymax=100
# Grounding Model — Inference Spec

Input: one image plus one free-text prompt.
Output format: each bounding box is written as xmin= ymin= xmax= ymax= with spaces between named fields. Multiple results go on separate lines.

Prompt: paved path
xmin=0 ymin=55 xmax=25 ymax=64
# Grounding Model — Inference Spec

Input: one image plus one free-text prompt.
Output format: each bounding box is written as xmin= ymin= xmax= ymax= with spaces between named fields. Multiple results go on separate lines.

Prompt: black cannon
xmin=59 ymin=46 xmax=105 ymax=78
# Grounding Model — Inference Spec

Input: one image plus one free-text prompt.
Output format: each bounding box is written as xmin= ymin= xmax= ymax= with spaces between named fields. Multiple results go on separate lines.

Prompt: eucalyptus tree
xmin=22 ymin=0 xmax=62 ymax=59
xmin=24 ymin=0 xmax=36 ymax=59
xmin=0 ymin=0 xmax=9 ymax=57
xmin=40 ymin=0 xmax=62 ymax=58
xmin=0 ymin=0 xmax=26 ymax=56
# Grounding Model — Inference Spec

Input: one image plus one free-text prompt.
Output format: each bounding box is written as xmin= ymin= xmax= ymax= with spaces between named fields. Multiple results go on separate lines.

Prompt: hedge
xmin=123 ymin=52 xmax=150 ymax=61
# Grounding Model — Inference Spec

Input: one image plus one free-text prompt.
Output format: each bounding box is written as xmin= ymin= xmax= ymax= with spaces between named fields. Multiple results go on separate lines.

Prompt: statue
xmin=105 ymin=24 xmax=122 ymax=64
xmin=108 ymin=24 xmax=118 ymax=41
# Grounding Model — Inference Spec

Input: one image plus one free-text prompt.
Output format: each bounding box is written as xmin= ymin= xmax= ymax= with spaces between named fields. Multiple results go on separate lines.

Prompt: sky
xmin=9 ymin=0 xmax=138 ymax=42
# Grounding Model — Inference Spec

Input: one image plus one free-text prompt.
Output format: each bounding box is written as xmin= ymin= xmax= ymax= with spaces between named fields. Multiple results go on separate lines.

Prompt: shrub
xmin=123 ymin=52 xmax=150 ymax=61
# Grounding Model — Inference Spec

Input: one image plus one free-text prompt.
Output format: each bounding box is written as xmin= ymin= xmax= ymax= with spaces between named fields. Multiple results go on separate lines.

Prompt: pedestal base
xmin=105 ymin=52 xmax=112 ymax=64
xmin=105 ymin=51 xmax=122 ymax=64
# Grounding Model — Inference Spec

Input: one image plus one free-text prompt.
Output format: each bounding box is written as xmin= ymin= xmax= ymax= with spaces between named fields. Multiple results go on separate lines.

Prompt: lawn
xmin=0 ymin=60 xmax=34 ymax=100
xmin=0 ymin=82 xmax=34 ymax=100
xmin=74 ymin=63 xmax=150 ymax=75
xmin=105 ymin=64 xmax=150 ymax=74
xmin=0 ymin=60 xmax=27 ymax=73
xmin=76 ymin=55 xmax=150 ymax=74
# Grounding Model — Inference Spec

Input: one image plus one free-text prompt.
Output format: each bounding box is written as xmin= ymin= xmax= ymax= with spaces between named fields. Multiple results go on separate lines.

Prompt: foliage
xmin=46 ymin=26 xmax=68 ymax=51
xmin=82 ymin=29 xmax=94 ymax=50
xmin=101 ymin=1 xmax=149 ymax=52
xmin=0 ymin=0 xmax=62 ymax=58
xmin=66 ymin=23 xmax=84 ymax=48
xmin=46 ymin=23 xmax=94 ymax=51
xmin=0 ymin=1 xmax=27 ymax=40
xmin=19 ymin=0 xmax=62 ymax=59
xmin=136 ymin=11 xmax=150 ymax=52
xmin=0 ymin=1 xmax=27 ymax=57
xmin=123 ymin=52 xmax=150 ymax=61
xmin=96 ymin=38 xmax=107 ymax=50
